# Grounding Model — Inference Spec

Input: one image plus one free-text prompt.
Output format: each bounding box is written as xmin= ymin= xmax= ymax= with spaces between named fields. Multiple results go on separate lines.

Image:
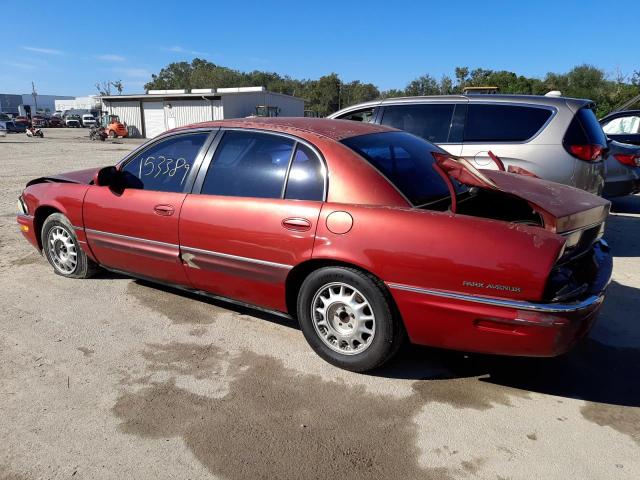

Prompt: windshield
xmin=341 ymin=131 xmax=466 ymax=207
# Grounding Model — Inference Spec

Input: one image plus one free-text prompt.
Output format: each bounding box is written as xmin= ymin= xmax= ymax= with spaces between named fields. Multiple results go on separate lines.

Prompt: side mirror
xmin=93 ymin=166 xmax=119 ymax=187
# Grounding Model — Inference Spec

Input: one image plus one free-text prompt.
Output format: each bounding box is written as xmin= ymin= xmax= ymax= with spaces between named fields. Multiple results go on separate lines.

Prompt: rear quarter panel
xmin=313 ymin=204 xmax=565 ymax=302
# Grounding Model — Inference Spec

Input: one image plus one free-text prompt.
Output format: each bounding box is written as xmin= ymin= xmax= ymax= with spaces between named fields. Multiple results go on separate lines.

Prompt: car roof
xmin=600 ymin=109 xmax=640 ymax=121
xmin=330 ymin=94 xmax=594 ymax=117
xmin=175 ymin=117 xmax=398 ymax=141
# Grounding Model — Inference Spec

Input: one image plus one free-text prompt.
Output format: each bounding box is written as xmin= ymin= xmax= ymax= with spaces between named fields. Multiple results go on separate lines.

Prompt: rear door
xmin=459 ymin=103 xmax=554 ymax=172
xmin=84 ymin=130 xmax=213 ymax=285
xmin=378 ymin=102 xmax=465 ymax=155
xmin=179 ymin=129 xmax=325 ymax=312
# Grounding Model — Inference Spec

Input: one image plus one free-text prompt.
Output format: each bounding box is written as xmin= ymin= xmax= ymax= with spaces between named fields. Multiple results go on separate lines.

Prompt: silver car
xmin=329 ymin=95 xmax=607 ymax=194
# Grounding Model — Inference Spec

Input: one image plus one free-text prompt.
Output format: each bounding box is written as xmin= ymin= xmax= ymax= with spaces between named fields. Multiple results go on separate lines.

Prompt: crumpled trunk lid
xmin=435 ymin=155 xmax=610 ymax=233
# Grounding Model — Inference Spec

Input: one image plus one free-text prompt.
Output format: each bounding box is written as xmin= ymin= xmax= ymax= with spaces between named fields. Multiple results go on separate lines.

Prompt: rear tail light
xmin=567 ymin=144 xmax=603 ymax=162
xmin=614 ymin=153 xmax=640 ymax=167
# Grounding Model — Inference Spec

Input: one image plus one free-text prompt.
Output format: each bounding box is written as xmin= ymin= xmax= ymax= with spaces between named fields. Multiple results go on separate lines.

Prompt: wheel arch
xmin=284 ymin=258 xmax=400 ymax=320
xmin=33 ymin=205 xmax=63 ymax=250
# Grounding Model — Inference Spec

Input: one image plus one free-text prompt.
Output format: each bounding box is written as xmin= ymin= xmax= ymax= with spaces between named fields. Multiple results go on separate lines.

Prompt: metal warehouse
xmin=100 ymin=87 xmax=304 ymax=138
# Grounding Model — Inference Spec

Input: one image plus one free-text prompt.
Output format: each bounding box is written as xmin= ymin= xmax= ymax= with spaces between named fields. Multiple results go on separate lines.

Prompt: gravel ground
xmin=1 ymin=128 xmax=639 ymax=480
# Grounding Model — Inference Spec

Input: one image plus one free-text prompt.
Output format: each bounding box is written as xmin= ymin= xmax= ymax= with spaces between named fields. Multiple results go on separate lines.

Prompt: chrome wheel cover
xmin=47 ymin=226 xmax=78 ymax=274
xmin=311 ymin=282 xmax=376 ymax=355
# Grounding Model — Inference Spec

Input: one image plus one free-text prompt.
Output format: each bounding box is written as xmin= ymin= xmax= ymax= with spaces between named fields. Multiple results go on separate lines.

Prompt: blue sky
xmin=1 ymin=0 xmax=638 ymax=96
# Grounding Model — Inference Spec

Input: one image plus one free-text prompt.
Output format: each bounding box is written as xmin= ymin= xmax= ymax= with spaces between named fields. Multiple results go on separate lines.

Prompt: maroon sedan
xmin=17 ymin=118 xmax=612 ymax=371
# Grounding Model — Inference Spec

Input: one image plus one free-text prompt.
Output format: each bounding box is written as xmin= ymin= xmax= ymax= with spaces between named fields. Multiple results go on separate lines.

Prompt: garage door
xmin=142 ymin=102 xmax=165 ymax=138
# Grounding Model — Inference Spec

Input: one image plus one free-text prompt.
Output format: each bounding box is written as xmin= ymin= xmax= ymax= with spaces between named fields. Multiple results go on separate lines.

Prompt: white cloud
xmin=162 ymin=45 xmax=209 ymax=56
xmin=96 ymin=54 xmax=126 ymax=62
xmin=4 ymin=61 xmax=37 ymax=70
xmin=21 ymin=46 xmax=64 ymax=55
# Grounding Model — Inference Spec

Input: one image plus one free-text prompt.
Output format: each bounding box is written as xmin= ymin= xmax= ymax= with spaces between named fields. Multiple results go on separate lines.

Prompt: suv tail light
xmin=614 ymin=153 xmax=640 ymax=167
xmin=568 ymin=144 xmax=603 ymax=161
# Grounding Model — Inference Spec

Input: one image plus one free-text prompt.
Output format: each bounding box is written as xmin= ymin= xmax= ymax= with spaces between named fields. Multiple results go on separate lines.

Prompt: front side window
xmin=380 ymin=104 xmax=455 ymax=143
xmin=464 ymin=104 xmax=553 ymax=142
xmin=602 ymin=115 xmax=640 ymax=135
xmin=201 ymin=130 xmax=294 ymax=199
xmin=121 ymin=132 xmax=209 ymax=192
xmin=284 ymin=144 xmax=324 ymax=201
xmin=338 ymin=108 xmax=375 ymax=123
xmin=342 ymin=131 xmax=464 ymax=207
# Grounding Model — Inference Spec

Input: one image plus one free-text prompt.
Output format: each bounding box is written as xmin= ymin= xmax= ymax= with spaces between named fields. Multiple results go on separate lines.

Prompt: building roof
xmin=100 ymin=90 xmax=302 ymax=101
xmin=173 ymin=117 xmax=396 ymax=141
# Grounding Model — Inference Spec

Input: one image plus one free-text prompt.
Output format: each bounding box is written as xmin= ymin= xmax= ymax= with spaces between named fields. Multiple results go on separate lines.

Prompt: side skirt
xmin=103 ymin=266 xmax=294 ymax=321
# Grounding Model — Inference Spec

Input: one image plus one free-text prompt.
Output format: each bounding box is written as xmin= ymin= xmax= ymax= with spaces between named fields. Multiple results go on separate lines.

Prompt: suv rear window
xmin=341 ymin=131 xmax=464 ymax=207
xmin=464 ymin=104 xmax=552 ymax=142
xmin=380 ymin=104 xmax=455 ymax=143
xmin=564 ymin=107 xmax=607 ymax=146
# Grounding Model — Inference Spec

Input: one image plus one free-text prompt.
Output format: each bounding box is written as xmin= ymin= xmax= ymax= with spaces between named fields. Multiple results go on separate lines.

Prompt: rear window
xmin=380 ymin=104 xmax=455 ymax=143
xmin=464 ymin=104 xmax=553 ymax=142
xmin=341 ymin=131 xmax=463 ymax=206
xmin=564 ymin=107 xmax=607 ymax=146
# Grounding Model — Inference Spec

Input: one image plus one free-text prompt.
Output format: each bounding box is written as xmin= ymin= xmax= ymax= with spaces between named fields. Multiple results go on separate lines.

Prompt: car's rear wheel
xmin=297 ymin=267 xmax=404 ymax=372
xmin=42 ymin=213 xmax=98 ymax=279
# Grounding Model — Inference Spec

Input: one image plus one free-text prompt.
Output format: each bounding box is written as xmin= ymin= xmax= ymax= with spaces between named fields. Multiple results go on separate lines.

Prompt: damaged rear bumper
xmin=387 ymin=240 xmax=613 ymax=357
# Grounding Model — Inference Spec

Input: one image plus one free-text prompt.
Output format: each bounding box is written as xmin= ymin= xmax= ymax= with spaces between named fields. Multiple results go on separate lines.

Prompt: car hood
xmin=436 ymin=156 xmax=610 ymax=233
xmin=26 ymin=167 xmax=99 ymax=186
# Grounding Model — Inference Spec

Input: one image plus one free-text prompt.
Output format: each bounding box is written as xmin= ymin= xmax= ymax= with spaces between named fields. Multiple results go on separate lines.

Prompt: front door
xmin=84 ymin=130 xmax=212 ymax=286
xmin=179 ymin=130 xmax=326 ymax=312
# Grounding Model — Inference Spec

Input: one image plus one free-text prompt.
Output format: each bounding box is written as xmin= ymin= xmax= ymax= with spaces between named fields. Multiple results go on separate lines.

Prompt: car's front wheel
xmin=42 ymin=213 xmax=99 ymax=279
xmin=297 ymin=267 xmax=404 ymax=372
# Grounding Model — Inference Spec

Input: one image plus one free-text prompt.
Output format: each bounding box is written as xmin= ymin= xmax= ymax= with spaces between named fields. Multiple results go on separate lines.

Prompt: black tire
xmin=41 ymin=213 xmax=99 ymax=279
xmin=297 ymin=267 xmax=405 ymax=372
xmin=108 ymin=130 xmax=117 ymax=139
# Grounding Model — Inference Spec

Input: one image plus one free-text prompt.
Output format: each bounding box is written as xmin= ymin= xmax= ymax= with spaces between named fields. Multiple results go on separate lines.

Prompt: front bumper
xmin=17 ymin=214 xmax=39 ymax=250
xmin=388 ymin=241 xmax=613 ymax=357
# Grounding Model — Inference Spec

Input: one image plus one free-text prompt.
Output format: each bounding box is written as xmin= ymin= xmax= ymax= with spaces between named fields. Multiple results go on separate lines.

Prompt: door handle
xmin=282 ymin=217 xmax=311 ymax=231
xmin=154 ymin=204 xmax=175 ymax=216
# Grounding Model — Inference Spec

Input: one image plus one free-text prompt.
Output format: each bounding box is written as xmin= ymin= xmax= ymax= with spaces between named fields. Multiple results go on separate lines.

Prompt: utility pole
xmin=31 ymin=81 xmax=38 ymax=115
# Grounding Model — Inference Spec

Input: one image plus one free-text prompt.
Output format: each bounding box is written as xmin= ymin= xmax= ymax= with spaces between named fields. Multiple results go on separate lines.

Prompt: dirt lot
xmin=1 ymin=128 xmax=639 ymax=480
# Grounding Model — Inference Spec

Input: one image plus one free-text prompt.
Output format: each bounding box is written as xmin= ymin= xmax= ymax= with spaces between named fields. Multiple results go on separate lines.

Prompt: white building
xmin=55 ymin=96 xmax=102 ymax=112
xmin=100 ymin=87 xmax=305 ymax=138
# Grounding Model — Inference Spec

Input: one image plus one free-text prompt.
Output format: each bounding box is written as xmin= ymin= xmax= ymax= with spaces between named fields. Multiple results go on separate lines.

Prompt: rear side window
xmin=342 ymin=131 xmax=464 ymax=207
xmin=602 ymin=115 xmax=640 ymax=134
xmin=121 ymin=132 xmax=209 ymax=192
xmin=201 ymin=130 xmax=294 ymax=199
xmin=464 ymin=104 xmax=553 ymax=142
xmin=284 ymin=144 xmax=324 ymax=201
xmin=564 ymin=107 xmax=607 ymax=146
xmin=380 ymin=104 xmax=455 ymax=143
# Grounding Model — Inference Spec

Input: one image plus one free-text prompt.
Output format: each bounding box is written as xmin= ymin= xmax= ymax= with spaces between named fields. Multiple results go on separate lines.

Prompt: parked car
xmin=82 ymin=114 xmax=97 ymax=128
xmin=48 ymin=116 xmax=64 ymax=128
xmin=14 ymin=115 xmax=31 ymax=127
xmin=65 ymin=115 xmax=82 ymax=128
xmin=329 ymin=95 xmax=607 ymax=195
xmin=31 ymin=115 xmax=48 ymax=128
xmin=600 ymin=109 xmax=640 ymax=146
xmin=17 ymin=118 xmax=612 ymax=371
xmin=602 ymin=140 xmax=640 ymax=197
xmin=1 ymin=120 xmax=27 ymax=133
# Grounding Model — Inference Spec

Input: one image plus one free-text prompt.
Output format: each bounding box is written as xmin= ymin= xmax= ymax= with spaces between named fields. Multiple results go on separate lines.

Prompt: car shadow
xmin=376 ymin=279 xmax=640 ymax=408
